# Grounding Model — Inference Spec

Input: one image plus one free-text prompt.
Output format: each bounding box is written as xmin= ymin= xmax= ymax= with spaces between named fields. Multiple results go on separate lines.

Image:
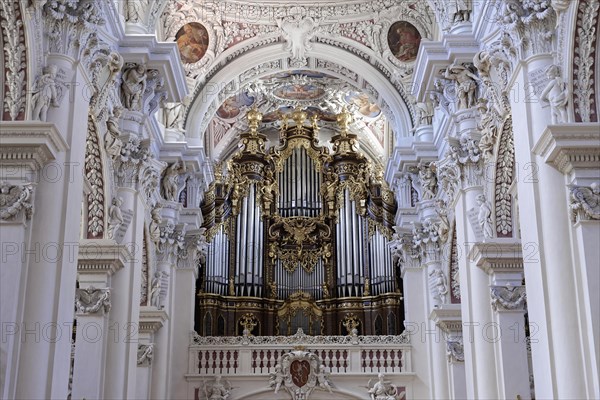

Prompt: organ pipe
xmin=201 ymin=107 xmax=398 ymax=304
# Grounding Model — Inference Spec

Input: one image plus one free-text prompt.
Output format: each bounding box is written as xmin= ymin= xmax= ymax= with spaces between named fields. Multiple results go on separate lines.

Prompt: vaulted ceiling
xmin=157 ymin=0 xmax=437 ymax=163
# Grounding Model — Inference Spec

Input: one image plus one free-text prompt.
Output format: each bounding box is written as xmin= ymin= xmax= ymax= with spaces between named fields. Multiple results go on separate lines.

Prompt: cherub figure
xmin=540 ymin=64 xmax=569 ymax=124
xmin=31 ymin=64 xmax=60 ymax=121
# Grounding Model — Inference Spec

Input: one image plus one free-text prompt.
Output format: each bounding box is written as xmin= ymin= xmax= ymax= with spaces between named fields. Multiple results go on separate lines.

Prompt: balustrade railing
xmin=188 ymin=329 xmax=412 ymax=376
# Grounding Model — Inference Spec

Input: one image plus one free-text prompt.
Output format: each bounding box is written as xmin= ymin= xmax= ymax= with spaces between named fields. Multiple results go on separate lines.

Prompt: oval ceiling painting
xmin=387 ymin=21 xmax=421 ymax=63
xmin=216 ymin=92 xmax=255 ymax=120
xmin=273 ymin=84 xmax=326 ymax=101
xmin=175 ymin=22 xmax=209 ymax=64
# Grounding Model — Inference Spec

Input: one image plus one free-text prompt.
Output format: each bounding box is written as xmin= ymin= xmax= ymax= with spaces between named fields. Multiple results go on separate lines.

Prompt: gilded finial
xmin=246 ymin=107 xmax=263 ymax=135
xmin=310 ymin=113 xmax=320 ymax=136
xmin=291 ymin=107 xmax=308 ymax=127
xmin=336 ymin=107 xmax=352 ymax=135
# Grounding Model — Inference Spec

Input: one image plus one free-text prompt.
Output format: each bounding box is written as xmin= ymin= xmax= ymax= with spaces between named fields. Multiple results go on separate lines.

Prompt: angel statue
xmin=366 ymin=373 xmax=399 ymax=400
xmin=106 ymin=197 xmax=124 ymax=240
xmin=540 ymin=64 xmax=569 ymax=124
xmin=31 ymin=64 xmax=60 ymax=121
xmin=268 ymin=364 xmax=285 ymax=394
xmin=476 ymin=194 xmax=494 ymax=239
xmin=121 ymin=64 xmax=147 ymax=111
xmin=162 ymin=162 xmax=183 ymax=201
xmin=205 ymin=375 xmax=231 ymax=400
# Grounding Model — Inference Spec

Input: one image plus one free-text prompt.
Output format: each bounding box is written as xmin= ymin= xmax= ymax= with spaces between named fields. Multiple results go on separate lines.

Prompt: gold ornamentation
xmin=268 ymin=215 xmax=331 ymax=273
xmin=260 ymin=168 xmax=278 ymax=216
xmin=269 ymin=281 xmax=277 ymax=299
xmin=342 ymin=313 xmax=360 ymax=333
xmin=246 ymin=107 xmax=263 ymax=135
xmin=336 ymin=107 xmax=353 ymax=136
xmin=363 ymin=278 xmax=371 ymax=296
xmin=229 ymin=277 xmax=235 ymax=296
xmin=239 ymin=313 xmax=258 ymax=334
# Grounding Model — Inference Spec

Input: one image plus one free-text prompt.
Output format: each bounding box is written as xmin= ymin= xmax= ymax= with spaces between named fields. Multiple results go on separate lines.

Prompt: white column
xmin=533 ymin=123 xmax=600 ymax=398
xmin=472 ymin=241 xmax=531 ymax=400
xmin=135 ymin=309 xmax=167 ymax=400
xmin=415 ymin=200 xmax=449 ymax=400
xmin=170 ymin=226 xmax=205 ymax=399
xmin=447 ymin=110 xmax=499 ymax=399
xmin=71 ymin=240 xmax=128 ymax=400
xmin=151 ymin=200 xmax=184 ymax=399
xmin=430 ymin=305 xmax=467 ymax=400
xmin=446 ymin=336 xmax=467 ymax=400
xmin=103 ymin=137 xmax=149 ymax=398
xmin=15 ymin=53 xmax=90 ymax=399
xmin=396 ymin=233 xmax=431 ymax=400
xmin=509 ymin=56 xmax=587 ymax=398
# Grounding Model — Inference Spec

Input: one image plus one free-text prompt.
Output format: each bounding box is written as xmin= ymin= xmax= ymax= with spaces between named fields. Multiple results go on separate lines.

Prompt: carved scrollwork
xmin=268 ymin=215 xmax=331 ymax=273
xmin=569 ymin=183 xmax=600 ymax=223
xmin=446 ymin=336 xmax=464 ymax=362
xmin=137 ymin=343 xmax=154 ymax=366
xmin=191 ymin=329 xmax=411 ymax=346
xmin=75 ymin=286 xmax=111 ymax=315
xmin=276 ymin=14 xmax=318 ymax=68
xmin=0 ymin=182 xmax=33 ymax=220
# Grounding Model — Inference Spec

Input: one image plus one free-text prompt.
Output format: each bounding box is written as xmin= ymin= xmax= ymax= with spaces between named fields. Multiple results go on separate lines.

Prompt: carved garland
xmin=140 ymin=229 xmax=149 ymax=306
xmin=494 ymin=116 xmax=515 ymax=237
xmin=573 ymin=0 xmax=599 ymax=122
xmin=0 ymin=182 xmax=33 ymax=220
xmin=0 ymin=1 xmax=26 ymax=120
xmin=85 ymin=116 xmax=106 ymax=238
xmin=449 ymin=227 xmax=460 ymax=303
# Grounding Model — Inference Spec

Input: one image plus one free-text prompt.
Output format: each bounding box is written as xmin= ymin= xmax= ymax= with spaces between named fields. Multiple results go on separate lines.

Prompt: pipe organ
xmin=197 ymin=108 xmax=402 ymax=336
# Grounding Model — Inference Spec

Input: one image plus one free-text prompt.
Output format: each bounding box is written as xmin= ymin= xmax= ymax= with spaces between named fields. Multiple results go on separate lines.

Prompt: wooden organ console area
xmin=196 ymin=107 xmax=402 ymax=337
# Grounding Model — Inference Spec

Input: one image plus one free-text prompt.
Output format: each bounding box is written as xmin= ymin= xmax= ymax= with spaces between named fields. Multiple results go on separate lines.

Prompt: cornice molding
xmin=532 ymin=123 xmax=600 ymax=175
xmin=0 ymin=122 xmax=68 ymax=171
xmin=139 ymin=307 xmax=169 ymax=333
xmin=77 ymin=239 xmax=131 ymax=276
xmin=469 ymin=240 xmax=524 ymax=275
xmin=429 ymin=305 xmax=462 ymax=334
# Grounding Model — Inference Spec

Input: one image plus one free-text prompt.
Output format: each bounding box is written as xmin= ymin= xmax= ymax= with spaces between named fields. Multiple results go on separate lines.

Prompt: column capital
xmin=177 ymin=230 xmax=208 ymax=275
xmin=532 ymin=123 xmax=600 ymax=180
xmin=412 ymin=219 xmax=442 ymax=263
